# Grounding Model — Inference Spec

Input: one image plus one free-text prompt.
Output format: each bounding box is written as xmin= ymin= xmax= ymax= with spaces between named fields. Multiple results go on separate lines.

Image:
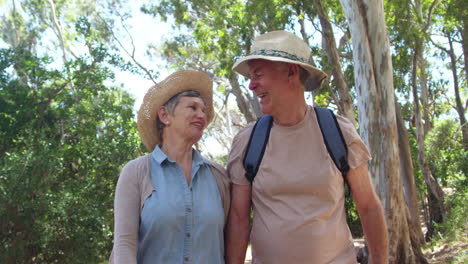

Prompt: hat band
xmin=249 ymin=49 xmax=307 ymax=64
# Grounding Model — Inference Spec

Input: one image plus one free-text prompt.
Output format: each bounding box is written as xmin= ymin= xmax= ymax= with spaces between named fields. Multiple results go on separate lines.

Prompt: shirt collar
xmin=151 ymin=144 xmax=210 ymax=167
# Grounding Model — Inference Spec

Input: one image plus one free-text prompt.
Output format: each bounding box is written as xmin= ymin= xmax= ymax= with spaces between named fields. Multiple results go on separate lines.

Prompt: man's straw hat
xmin=232 ymin=30 xmax=327 ymax=91
xmin=137 ymin=70 xmax=213 ymax=152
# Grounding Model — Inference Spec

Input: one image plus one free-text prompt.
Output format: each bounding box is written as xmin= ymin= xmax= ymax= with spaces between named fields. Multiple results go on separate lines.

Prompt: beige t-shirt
xmin=227 ymin=106 xmax=371 ymax=264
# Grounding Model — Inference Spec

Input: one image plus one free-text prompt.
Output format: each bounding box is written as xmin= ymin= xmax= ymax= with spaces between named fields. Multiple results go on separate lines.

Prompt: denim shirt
xmin=137 ymin=145 xmax=224 ymax=264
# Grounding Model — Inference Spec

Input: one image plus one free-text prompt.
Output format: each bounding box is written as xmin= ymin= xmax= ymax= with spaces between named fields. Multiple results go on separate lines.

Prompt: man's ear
xmin=288 ymin=64 xmax=300 ymax=79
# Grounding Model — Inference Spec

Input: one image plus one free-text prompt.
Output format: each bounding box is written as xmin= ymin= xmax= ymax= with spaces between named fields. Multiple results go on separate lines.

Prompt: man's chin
xmin=261 ymin=107 xmax=271 ymax=115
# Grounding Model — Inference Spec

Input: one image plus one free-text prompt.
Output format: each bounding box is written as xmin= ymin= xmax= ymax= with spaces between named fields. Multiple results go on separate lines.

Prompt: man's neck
xmin=273 ymin=100 xmax=308 ymax=126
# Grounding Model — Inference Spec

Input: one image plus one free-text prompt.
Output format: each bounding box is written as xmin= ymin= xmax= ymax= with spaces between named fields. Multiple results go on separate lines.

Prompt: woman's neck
xmin=160 ymin=140 xmax=193 ymax=164
xmin=161 ymin=139 xmax=194 ymax=185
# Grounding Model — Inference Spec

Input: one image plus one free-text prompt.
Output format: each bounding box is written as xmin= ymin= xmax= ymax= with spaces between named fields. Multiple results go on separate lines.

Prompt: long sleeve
xmin=111 ymin=159 xmax=143 ymax=264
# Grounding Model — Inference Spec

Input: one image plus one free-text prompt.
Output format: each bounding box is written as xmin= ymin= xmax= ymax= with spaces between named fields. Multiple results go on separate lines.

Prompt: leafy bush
xmin=0 ymin=47 xmax=141 ymax=263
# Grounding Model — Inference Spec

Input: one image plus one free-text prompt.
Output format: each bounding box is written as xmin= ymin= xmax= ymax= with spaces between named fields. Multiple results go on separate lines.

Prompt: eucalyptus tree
xmin=384 ymin=0 xmax=468 ymax=238
xmin=388 ymin=0 xmax=448 ymax=237
xmin=340 ymin=0 xmax=428 ymax=263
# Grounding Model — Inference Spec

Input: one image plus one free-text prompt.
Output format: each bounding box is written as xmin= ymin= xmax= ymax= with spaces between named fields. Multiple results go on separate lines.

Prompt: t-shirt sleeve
xmin=335 ymin=115 xmax=372 ymax=169
xmin=226 ymin=123 xmax=255 ymax=185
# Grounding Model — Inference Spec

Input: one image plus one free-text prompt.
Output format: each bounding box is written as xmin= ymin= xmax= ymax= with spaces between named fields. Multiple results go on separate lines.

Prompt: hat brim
xmin=232 ymin=55 xmax=327 ymax=91
xmin=137 ymin=70 xmax=213 ymax=152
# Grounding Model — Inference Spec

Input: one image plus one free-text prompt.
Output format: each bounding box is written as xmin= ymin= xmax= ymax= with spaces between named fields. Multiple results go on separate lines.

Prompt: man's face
xmin=248 ymin=59 xmax=289 ymax=115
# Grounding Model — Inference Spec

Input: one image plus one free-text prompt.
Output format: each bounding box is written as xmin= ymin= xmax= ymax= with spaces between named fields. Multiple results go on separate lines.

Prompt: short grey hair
xmin=156 ymin=90 xmax=203 ymax=142
xmin=272 ymin=61 xmax=310 ymax=86
xmin=298 ymin=66 xmax=309 ymax=86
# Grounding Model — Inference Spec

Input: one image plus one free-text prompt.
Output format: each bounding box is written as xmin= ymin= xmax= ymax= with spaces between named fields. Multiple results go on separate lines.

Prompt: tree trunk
xmin=395 ymin=101 xmax=425 ymax=244
xmin=447 ymin=33 xmax=468 ymax=150
xmin=461 ymin=9 xmax=468 ymax=84
xmin=411 ymin=47 xmax=446 ymax=222
xmin=414 ymin=0 xmax=438 ymax=136
xmin=339 ymin=0 xmax=427 ymax=263
xmin=424 ymin=188 xmax=444 ymax=241
xmin=48 ymin=0 xmax=68 ymax=63
xmin=312 ymin=0 xmax=356 ymax=125
xmin=228 ymin=74 xmax=258 ymax=123
xmin=418 ymin=58 xmax=432 ymax=135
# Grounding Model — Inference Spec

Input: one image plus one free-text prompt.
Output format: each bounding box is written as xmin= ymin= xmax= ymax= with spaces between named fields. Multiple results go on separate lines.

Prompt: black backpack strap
xmin=314 ymin=107 xmax=350 ymax=174
xmin=242 ymin=115 xmax=273 ymax=184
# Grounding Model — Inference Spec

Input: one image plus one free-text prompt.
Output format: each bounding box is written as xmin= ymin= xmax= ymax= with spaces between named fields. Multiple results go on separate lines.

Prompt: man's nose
xmin=249 ymin=80 xmax=257 ymax=91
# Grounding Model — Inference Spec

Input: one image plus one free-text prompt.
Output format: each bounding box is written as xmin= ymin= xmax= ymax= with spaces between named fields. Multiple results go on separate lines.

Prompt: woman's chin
xmin=188 ymin=133 xmax=203 ymax=145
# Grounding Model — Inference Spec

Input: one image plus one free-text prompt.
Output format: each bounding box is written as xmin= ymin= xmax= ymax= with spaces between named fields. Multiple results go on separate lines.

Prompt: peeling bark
xmin=339 ymin=0 xmax=427 ymax=263
xmin=395 ymin=101 xmax=425 ymax=244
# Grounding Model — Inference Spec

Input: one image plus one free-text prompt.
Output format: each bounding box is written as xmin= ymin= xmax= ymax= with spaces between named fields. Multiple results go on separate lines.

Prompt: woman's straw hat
xmin=232 ymin=30 xmax=327 ymax=91
xmin=137 ymin=70 xmax=213 ymax=152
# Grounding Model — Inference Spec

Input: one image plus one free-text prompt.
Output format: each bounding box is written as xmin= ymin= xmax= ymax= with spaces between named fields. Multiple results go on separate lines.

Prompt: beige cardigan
xmin=109 ymin=154 xmax=230 ymax=264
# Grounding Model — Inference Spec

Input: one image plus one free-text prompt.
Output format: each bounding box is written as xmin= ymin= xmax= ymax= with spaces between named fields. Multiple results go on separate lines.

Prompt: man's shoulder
xmin=233 ymin=121 xmax=256 ymax=143
xmin=334 ymin=114 xmax=355 ymax=130
xmin=227 ymin=121 xmax=256 ymax=162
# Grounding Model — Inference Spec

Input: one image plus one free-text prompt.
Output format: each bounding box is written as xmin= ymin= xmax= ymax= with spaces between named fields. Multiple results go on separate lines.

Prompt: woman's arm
xmin=111 ymin=160 xmax=141 ymax=264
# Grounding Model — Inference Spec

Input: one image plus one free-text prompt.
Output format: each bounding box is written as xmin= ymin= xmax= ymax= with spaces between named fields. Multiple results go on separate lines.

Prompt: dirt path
xmin=243 ymin=236 xmax=467 ymax=263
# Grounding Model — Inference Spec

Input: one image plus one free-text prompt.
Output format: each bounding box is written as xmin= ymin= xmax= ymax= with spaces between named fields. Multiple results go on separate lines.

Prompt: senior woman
xmin=110 ymin=70 xmax=230 ymax=264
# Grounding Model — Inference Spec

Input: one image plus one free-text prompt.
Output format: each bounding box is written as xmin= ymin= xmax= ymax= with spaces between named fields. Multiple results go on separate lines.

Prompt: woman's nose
xmin=196 ymin=110 xmax=207 ymax=119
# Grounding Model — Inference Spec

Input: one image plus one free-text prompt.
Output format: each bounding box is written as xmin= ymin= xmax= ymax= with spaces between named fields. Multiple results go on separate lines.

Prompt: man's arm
xmin=225 ymin=183 xmax=252 ymax=264
xmin=347 ymin=163 xmax=389 ymax=264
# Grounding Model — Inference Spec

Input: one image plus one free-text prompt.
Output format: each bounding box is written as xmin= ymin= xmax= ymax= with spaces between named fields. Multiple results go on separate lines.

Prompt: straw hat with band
xmin=232 ymin=30 xmax=328 ymax=91
xmin=137 ymin=70 xmax=214 ymax=152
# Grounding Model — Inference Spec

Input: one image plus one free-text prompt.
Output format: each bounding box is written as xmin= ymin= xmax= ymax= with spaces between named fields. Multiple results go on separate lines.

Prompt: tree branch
xmin=97 ymin=14 xmax=158 ymax=84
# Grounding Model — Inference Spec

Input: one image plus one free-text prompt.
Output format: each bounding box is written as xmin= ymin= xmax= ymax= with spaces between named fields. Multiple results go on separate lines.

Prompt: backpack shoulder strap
xmin=313 ymin=107 xmax=350 ymax=174
xmin=242 ymin=115 xmax=273 ymax=184
xmin=242 ymin=108 xmax=350 ymax=184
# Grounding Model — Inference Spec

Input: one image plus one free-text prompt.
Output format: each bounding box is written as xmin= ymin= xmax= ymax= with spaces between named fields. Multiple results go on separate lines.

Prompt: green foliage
xmin=438 ymin=183 xmax=468 ymax=240
xmin=424 ymin=118 xmax=467 ymax=241
xmin=0 ymin=44 xmax=141 ymax=263
xmin=426 ymin=119 xmax=467 ymax=187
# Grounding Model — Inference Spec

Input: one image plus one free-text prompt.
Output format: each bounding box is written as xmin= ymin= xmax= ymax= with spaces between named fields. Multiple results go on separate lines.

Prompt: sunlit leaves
xmin=0 ymin=43 xmax=141 ymax=262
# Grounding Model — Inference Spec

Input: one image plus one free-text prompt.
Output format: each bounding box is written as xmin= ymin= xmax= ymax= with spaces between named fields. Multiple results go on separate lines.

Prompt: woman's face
xmin=165 ymin=96 xmax=207 ymax=144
